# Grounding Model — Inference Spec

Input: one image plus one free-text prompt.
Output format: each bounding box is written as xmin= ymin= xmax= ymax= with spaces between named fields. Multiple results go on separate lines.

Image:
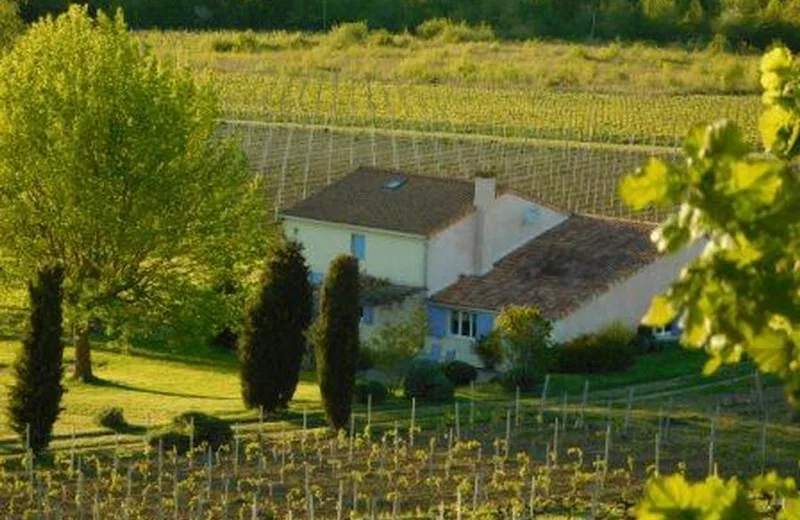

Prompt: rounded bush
xmin=354 ymin=379 xmax=389 ymax=405
xmin=403 ymin=360 xmax=454 ymax=402
xmin=554 ymin=333 xmax=636 ymax=374
xmin=146 ymin=427 xmax=191 ymax=454
xmin=94 ymin=407 xmax=127 ymax=432
xmin=357 ymin=347 xmax=375 ymax=371
xmin=173 ymin=412 xmax=233 ymax=450
xmin=147 ymin=412 xmax=233 ymax=454
xmin=474 ymin=332 xmax=503 ymax=370
xmin=500 ymin=365 xmax=540 ymax=393
xmin=442 ymin=360 xmax=478 ymax=387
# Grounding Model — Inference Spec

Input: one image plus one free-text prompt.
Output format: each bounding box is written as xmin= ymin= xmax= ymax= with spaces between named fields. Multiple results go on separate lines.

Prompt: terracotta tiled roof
xmin=280 ymin=167 xmax=476 ymax=236
xmin=431 ymin=215 xmax=659 ymax=318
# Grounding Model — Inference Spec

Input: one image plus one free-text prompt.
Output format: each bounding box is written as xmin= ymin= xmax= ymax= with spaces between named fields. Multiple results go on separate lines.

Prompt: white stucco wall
xmin=552 ymin=241 xmax=705 ymax=343
xmin=283 ymin=217 xmax=426 ymax=288
xmin=427 ymin=213 xmax=477 ymax=295
xmin=486 ymin=194 xmax=567 ymax=264
xmin=426 ymin=195 xmax=566 ymax=295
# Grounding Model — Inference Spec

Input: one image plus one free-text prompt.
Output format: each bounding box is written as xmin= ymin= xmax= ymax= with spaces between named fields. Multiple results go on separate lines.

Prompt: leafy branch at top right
xmin=621 ymin=46 xmax=800 ymax=408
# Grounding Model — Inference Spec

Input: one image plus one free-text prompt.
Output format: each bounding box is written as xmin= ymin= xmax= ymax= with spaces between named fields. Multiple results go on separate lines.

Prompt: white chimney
xmin=473 ymin=176 xmax=496 ymax=275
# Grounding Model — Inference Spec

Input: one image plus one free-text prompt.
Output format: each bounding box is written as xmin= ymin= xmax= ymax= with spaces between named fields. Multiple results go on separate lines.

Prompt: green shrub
xmin=147 ymin=427 xmax=191 ymax=454
xmin=94 ymin=407 xmax=127 ymax=432
xmin=554 ymin=323 xmax=637 ymax=374
xmin=357 ymin=347 xmax=375 ymax=371
xmin=474 ymin=332 xmax=503 ymax=370
xmin=354 ymin=379 xmax=389 ymax=405
xmin=174 ymin=412 xmax=233 ymax=449
xmin=325 ymin=21 xmax=369 ymax=49
xmin=403 ymin=360 xmax=454 ymax=402
xmin=632 ymin=325 xmax=659 ymax=354
xmin=147 ymin=412 xmax=234 ymax=454
xmin=416 ymin=18 xmax=496 ymax=43
xmin=501 ymin=365 xmax=541 ymax=393
xmin=211 ymin=38 xmax=235 ymax=52
xmin=442 ymin=360 xmax=478 ymax=387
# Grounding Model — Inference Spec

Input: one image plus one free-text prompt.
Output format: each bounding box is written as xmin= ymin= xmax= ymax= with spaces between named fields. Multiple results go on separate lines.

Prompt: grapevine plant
xmin=622 ymin=46 xmax=800 ymax=519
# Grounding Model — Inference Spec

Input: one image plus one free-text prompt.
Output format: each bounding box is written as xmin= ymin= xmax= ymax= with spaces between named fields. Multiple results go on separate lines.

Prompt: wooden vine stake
xmin=552 ymin=418 xmax=559 ymax=466
xmin=576 ymin=379 xmax=589 ymax=429
xmin=647 ymin=417 xmax=659 ymax=469
xmin=367 ymin=393 xmax=372 ymax=431
xmin=505 ymin=409 xmax=512 ymax=459
xmin=760 ymin=412 xmax=768 ymax=475
xmin=454 ymin=401 xmax=461 ymax=441
xmin=623 ymin=388 xmax=634 ymax=436
xmin=336 ymin=480 xmax=344 ymax=520
xmin=409 ymin=397 xmax=416 ymax=448
xmin=538 ymin=374 xmax=550 ymax=420
xmin=469 ymin=380 xmax=475 ymax=428
xmin=602 ymin=423 xmax=611 ymax=488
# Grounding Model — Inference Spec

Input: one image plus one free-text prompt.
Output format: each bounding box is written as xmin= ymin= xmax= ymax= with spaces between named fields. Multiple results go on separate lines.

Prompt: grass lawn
xmin=0 ymin=339 xmax=319 ymax=452
xmin=0 ymin=334 xmax=771 ymax=456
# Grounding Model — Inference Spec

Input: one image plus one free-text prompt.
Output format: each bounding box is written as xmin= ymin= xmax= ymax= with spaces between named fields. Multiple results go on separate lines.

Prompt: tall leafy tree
xmin=0 ymin=0 xmax=22 ymax=50
xmin=239 ymin=239 xmax=313 ymax=412
xmin=7 ymin=264 xmax=66 ymax=455
xmin=313 ymin=255 xmax=360 ymax=430
xmin=622 ymin=46 xmax=799 ymax=517
xmin=0 ymin=6 xmax=267 ymax=381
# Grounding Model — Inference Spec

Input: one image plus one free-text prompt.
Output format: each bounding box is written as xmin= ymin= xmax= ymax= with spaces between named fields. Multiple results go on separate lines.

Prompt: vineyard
xmin=0 ymin=371 xmax=796 ymax=519
xmin=219 ymin=122 xmax=676 ymax=222
xmin=137 ymin=31 xmax=769 ymax=224
xmin=212 ymin=74 xmax=761 ymax=148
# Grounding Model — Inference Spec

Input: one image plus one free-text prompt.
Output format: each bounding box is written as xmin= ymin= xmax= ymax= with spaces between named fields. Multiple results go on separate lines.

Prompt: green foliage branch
xmin=622 ymin=45 xmax=800 ymax=519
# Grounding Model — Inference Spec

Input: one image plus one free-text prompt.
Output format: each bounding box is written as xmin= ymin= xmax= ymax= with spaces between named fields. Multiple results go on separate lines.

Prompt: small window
xmin=361 ymin=306 xmax=374 ymax=326
xmin=350 ymin=233 xmax=366 ymax=261
xmin=449 ymin=310 xmax=477 ymax=338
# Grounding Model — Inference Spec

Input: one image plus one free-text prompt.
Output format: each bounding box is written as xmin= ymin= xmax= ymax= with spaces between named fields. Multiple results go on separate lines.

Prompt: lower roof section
xmin=430 ymin=214 xmax=658 ymax=319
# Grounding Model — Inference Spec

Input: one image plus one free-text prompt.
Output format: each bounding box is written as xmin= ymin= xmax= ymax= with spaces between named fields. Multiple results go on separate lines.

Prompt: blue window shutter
xmin=363 ymin=306 xmax=374 ymax=325
xmin=428 ymin=305 xmax=447 ymax=338
xmin=350 ymin=234 xmax=366 ymax=260
xmin=476 ymin=313 xmax=494 ymax=338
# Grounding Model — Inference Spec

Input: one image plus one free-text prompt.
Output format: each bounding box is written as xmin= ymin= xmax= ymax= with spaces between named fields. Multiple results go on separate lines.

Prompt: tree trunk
xmin=73 ymin=325 xmax=93 ymax=382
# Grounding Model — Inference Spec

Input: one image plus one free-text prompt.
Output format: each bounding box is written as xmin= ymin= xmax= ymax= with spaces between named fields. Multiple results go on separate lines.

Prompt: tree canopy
xmin=0 ymin=6 xmax=267 ymax=380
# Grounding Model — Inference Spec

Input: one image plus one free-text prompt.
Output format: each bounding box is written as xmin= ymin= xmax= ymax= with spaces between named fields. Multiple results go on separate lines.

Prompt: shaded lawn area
xmin=0 ymin=340 xmax=321 ymax=444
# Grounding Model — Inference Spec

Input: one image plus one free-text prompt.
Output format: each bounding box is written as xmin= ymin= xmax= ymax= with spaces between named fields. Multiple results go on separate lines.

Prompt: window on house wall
xmin=350 ymin=233 xmax=366 ymax=261
xmin=360 ymin=306 xmax=374 ymax=326
xmin=449 ymin=310 xmax=477 ymax=338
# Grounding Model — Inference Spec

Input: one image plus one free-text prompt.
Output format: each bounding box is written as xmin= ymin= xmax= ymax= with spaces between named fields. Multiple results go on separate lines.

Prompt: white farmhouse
xmin=280 ymin=167 xmax=698 ymax=366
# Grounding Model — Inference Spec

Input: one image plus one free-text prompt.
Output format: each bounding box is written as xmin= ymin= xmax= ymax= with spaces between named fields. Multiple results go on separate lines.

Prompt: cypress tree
xmin=239 ymin=240 xmax=313 ymax=412
xmin=8 ymin=264 xmax=66 ymax=455
xmin=314 ymin=254 xmax=360 ymax=429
